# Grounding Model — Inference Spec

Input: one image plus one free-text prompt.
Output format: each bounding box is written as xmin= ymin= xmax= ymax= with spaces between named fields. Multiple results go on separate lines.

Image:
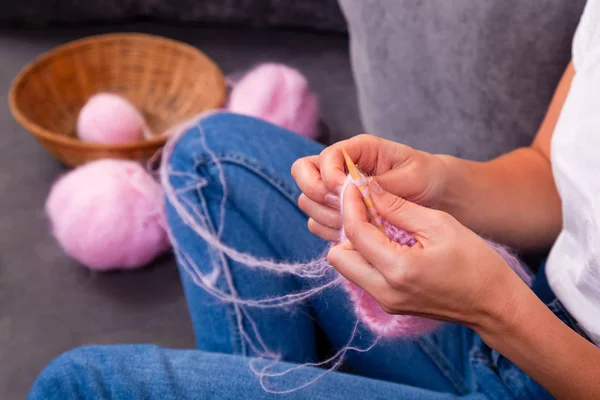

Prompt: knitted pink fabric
xmin=339 ymin=175 xmax=441 ymax=337
xmin=338 ymin=174 xmax=531 ymax=338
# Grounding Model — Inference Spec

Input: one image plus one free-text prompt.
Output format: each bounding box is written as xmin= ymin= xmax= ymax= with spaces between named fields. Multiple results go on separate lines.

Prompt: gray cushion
xmin=0 ymin=0 xmax=346 ymax=32
xmin=339 ymin=0 xmax=586 ymax=160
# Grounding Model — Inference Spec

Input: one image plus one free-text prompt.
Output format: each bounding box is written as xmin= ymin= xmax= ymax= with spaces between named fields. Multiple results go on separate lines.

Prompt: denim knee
xmin=164 ymin=111 xmax=319 ymax=175
xmin=28 ymin=345 xmax=111 ymax=400
xmin=167 ymin=111 xmax=264 ymax=172
xmin=164 ymin=111 xmax=304 ymax=204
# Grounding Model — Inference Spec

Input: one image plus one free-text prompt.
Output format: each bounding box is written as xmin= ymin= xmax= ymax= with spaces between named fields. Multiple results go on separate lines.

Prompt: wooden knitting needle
xmin=341 ymin=147 xmax=386 ymax=233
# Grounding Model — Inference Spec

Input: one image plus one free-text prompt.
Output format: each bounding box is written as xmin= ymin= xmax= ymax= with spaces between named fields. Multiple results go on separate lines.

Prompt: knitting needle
xmin=341 ymin=147 xmax=386 ymax=233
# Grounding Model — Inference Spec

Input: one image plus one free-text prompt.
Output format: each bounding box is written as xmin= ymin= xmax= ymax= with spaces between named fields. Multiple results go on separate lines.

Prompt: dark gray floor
xmin=0 ymin=23 xmax=359 ymax=399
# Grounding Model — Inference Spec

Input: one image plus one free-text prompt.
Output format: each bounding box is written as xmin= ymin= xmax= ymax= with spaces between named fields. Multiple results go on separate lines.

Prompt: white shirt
xmin=546 ymin=0 xmax=600 ymax=345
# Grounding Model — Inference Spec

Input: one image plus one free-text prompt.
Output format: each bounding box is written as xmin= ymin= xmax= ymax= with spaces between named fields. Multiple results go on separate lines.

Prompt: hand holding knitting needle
xmin=327 ymin=179 xmax=530 ymax=334
xmin=292 ymin=134 xmax=448 ymax=242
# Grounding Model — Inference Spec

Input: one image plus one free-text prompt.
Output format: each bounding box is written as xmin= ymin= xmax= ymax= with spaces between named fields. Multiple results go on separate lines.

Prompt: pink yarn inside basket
xmin=77 ymin=93 xmax=151 ymax=143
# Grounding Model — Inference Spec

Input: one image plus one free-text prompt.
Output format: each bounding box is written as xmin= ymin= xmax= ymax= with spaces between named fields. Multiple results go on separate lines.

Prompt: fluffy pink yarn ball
xmin=77 ymin=93 xmax=150 ymax=143
xmin=45 ymin=159 xmax=171 ymax=271
xmin=228 ymin=63 xmax=320 ymax=139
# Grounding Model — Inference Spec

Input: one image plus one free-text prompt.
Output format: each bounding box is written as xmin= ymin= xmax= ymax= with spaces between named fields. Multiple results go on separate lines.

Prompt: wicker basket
xmin=9 ymin=33 xmax=227 ymax=167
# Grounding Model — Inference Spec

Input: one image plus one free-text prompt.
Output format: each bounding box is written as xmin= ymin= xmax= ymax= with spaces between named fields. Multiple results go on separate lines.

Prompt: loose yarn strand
xmin=197 ymin=125 xmax=228 ymax=239
xmin=164 ymin=174 xmax=330 ymax=278
xmin=250 ymin=317 xmax=382 ymax=394
xmin=160 ymin=118 xmax=381 ymax=392
xmin=160 ymin=113 xmax=533 ymax=393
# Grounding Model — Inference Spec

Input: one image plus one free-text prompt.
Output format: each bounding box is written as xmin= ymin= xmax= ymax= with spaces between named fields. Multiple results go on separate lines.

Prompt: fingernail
xmin=324 ymin=193 xmax=340 ymax=208
xmin=369 ymin=179 xmax=383 ymax=195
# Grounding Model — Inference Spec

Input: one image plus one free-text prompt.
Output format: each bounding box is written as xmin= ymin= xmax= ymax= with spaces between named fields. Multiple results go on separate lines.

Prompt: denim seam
xmin=187 ymin=149 xmax=304 ymax=357
xmin=468 ymin=349 xmax=505 ymax=400
xmin=168 ymin=132 xmax=249 ymax=356
xmin=188 ymin=181 xmax=247 ymax=356
xmin=416 ymin=335 xmax=471 ymax=395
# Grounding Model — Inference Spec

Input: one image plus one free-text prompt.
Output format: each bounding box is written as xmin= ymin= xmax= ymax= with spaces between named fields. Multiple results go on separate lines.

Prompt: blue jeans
xmin=30 ymin=113 xmax=575 ymax=399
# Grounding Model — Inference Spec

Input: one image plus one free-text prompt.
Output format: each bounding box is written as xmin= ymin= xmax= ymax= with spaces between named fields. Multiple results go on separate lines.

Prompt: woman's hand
xmin=328 ymin=179 xmax=529 ymax=332
xmin=291 ymin=134 xmax=449 ymax=242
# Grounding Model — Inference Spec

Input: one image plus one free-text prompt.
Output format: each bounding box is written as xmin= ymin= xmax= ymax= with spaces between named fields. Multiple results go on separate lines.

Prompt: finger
xmin=368 ymin=179 xmax=443 ymax=236
xmin=319 ymin=135 xmax=381 ymax=194
xmin=318 ymin=145 xmax=348 ymax=195
xmin=327 ymin=240 xmax=388 ymax=295
xmin=341 ymin=183 xmax=430 ymax=288
xmin=298 ymin=194 xmax=341 ymax=229
xmin=307 ymin=218 xmax=340 ymax=242
xmin=291 ymin=156 xmax=329 ymax=203
xmin=341 ymin=183 xmax=407 ymax=270
xmin=374 ymin=166 xmax=426 ymax=204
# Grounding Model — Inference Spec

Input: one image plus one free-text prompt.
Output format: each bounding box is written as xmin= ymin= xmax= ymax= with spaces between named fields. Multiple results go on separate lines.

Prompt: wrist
xmin=473 ymin=267 xmax=533 ymax=346
xmin=434 ymin=154 xmax=470 ymax=213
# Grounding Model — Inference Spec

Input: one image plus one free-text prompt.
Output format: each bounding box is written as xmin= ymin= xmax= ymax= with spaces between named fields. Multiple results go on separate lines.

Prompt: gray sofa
xmin=1 ymin=0 xmax=347 ymax=32
xmin=0 ymin=1 xmax=585 ymax=399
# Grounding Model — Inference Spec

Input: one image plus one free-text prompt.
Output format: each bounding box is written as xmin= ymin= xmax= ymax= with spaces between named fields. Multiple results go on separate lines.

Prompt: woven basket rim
xmin=8 ymin=32 xmax=226 ymax=151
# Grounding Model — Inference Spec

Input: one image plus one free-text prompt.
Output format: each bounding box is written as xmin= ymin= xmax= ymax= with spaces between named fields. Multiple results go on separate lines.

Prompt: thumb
xmin=368 ymin=178 xmax=439 ymax=234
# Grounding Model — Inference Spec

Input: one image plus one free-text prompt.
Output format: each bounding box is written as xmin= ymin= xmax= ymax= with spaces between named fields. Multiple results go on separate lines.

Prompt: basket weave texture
xmin=9 ymin=33 xmax=227 ymax=167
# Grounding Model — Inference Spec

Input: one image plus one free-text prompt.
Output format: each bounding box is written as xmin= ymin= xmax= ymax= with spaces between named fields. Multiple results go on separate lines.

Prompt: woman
xmin=29 ymin=1 xmax=600 ymax=399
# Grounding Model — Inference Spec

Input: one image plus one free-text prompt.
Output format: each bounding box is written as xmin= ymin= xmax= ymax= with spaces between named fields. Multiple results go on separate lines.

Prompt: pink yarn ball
xmin=228 ymin=63 xmax=320 ymax=139
xmin=45 ymin=159 xmax=171 ymax=271
xmin=77 ymin=93 xmax=150 ymax=143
